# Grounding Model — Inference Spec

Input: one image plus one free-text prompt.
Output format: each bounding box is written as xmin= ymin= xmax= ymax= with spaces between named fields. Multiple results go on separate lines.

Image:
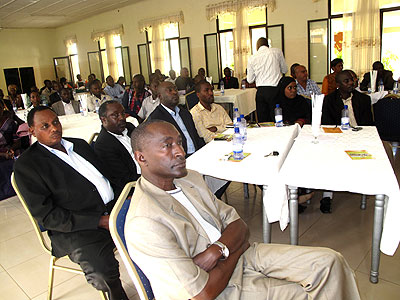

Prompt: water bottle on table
xmin=378 ymin=79 xmax=384 ymax=92
xmin=233 ymin=108 xmax=239 ymax=126
xmin=95 ymin=99 xmax=100 ymax=114
xmin=232 ymin=127 xmax=244 ymax=160
xmin=240 ymin=114 xmax=247 ymax=141
xmin=241 ymin=79 xmax=246 ymax=90
xmin=341 ymin=105 xmax=350 ymax=130
xmin=274 ymin=104 xmax=283 ymax=127
xmin=393 ymin=82 xmax=399 ymax=94
xmin=220 ymin=80 xmax=225 ymax=95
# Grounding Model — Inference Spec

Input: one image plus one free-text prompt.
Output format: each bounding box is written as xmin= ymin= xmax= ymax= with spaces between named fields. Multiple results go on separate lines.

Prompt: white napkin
xmin=370 ymin=70 xmax=378 ymax=92
xmin=311 ymin=94 xmax=324 ymax=138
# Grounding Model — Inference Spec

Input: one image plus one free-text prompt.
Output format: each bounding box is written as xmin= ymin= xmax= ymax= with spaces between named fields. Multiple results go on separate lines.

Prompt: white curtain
xmin=233 ymin=7 xmax=251 ymax=81
xmin=205 ymin=0 xmax=276 ymax=20
xmin=342 ymin=0 xmax=380 ymax=77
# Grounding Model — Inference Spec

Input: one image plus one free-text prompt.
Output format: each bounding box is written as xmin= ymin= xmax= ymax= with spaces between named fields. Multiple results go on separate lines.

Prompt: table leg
xmin=360 ymin=194 xmax=367 ymax=210
xmin=262 ymin=185 xmax=271 ymax=243
xmin=289 ymin=187 xmax=299 ymax=245
xmin=370 ymin=194 xmax=385 ymax=284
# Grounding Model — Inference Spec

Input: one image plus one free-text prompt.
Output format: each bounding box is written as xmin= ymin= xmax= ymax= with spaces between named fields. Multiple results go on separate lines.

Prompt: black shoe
xmin=298 ymin=204 xmax=307 ymax=214
xmin=320 ymin=197 xmax=332 ymax=213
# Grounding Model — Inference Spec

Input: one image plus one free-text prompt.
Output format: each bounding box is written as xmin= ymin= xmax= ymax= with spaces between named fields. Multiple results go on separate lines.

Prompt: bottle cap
xmin=344 ymin=105 xmax=348 ymax=109
xmin=240 ymin=114 xmax=244 ymax=118
xmin=237 ymin=117 xmax=241 ymax=122
xmin=276 ymin=104 xmax=280 ymax=108
xmin=234 ymin=108 xmax=238 ymax=111
xmin=234 ymin=127 xmax=240 ymax=133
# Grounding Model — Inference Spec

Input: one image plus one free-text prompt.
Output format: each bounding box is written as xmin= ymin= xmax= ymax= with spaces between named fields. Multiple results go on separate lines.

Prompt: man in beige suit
xmin=125 ymin=120 xmax=360 ymax=300
xmin=51 ymin=88 xmax=80 ymax=116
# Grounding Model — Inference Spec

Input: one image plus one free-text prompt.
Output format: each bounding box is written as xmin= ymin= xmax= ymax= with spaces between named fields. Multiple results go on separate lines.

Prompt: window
xmin=114 ymin=35 xmax=132 ymax=82
xmin=381 ymin=7 xmax=400 ymax=79
xmin=53 ymin=56 xmax=73 ymax=82
xmin=67 ymin=42 xmax=81 ymax=82
xmin=217 ymin=13 xmax=235 ymax=73
xmin=308 ymin=19 xmax=329 ymax=84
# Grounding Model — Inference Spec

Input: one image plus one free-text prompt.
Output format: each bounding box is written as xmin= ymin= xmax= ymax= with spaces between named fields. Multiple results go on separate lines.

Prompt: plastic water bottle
xmin=341 ymin=105 xmax=350 ymax=130
xmin=241 ymin=79 xmax=246 ymax=90
xmin=393 ymin=82 xmax=399 ymax=94
xmin=274 ymin=104 xmax=283 ymax=127
xmin=240 ymin=114 xmax=247 ymax=141
xmin=12 ymin=102 xmax=17 ymax=113
xmin=95 ymin=99 xmax=100 ymax=114
xmin=378 ymin=79 xmax=384 ymax=92
xmin=79 ymin=101 xmax=84 ymax=116
xmin=233 ymin=108 xmax=240 ymax=126
xmin=232 ymin=127 xmax=244 ymax=160
xmin=220 ymin=80 xmax=225 ymax=95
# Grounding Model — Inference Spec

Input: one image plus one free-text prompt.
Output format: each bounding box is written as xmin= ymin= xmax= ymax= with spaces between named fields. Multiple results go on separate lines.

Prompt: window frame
xmin=53 ymin=56 xmax=73 ymax=82
xmin=379 ymin=5 xmax=400 ymax=60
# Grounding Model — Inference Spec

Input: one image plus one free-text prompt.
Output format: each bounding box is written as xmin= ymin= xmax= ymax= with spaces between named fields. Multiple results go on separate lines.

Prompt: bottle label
xmin=341 ymin=117 xmax=349 ymax=129
xmin=275 ymin=115 xmax=283 ymax=122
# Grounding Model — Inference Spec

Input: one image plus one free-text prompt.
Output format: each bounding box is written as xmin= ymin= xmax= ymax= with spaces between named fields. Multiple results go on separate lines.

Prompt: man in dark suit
xmin=95 ymin=100 xmax=140 ymax=198
xmin=49 ymin=81 xmax=62 ymax=105
xmin=220 ymin=67 xmax=239 ymax=89
xmin=13 ymin=106 xmax=128 ymax=300
xmin=148 ymin=81 xmax=205 ymax=156
xmin=360 ymin=61 xmax=395 ymax=92
xmin=322 ymin=70 xmax=373 ymax=126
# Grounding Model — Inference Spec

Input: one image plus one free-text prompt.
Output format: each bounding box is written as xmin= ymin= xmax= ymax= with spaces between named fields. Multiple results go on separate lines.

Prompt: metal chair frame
xmin=11 ymin=173 xmax=107 ymax=300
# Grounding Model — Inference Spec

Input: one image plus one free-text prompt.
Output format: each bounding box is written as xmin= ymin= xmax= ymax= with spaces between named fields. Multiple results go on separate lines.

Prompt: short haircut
xmin=195 ymin=79 xmax=209 ymax=93
xmin=131 ymin=119 xmax=171 ymax=152
xmin=27 ymin=106 xmax=54 ymax=127
xmin=335 ymin=70 xmax=351 ymax=83
xmin=290 ymin=63 xmax=300 ymax=77
xmin=373 ymin=61 xmax=384 ymax=69
xmin=44 ymin=79 xmax=51 ymax=84
xmin=89 ymin=80 xmax=100 ymax=90
xmin=60 ymin=77 xmax=67 ymax=83
xmin=330 ymin=58 xmax=343 ymax=69
xmin=98 ymin=100 xmax=120 ymax=118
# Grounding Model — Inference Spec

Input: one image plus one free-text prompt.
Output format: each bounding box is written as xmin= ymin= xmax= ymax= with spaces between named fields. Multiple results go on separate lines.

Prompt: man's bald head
xmin=131 ymin=119 xmax=170 ymax=152
xmin=256 ymin=37 xmax=269 ymax=50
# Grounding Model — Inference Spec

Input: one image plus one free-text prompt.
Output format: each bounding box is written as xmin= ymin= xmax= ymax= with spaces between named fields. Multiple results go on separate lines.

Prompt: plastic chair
xmin=109 ymin=181 xmax=155 ymax=300
xmin=11 ymin=173 xmax=107 ymax=300
xmin=185 ymin=90 xmax=199 ymax=110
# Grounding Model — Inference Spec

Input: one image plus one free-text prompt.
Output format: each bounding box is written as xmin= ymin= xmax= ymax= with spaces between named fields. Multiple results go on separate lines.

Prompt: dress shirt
xmin=39 ymin=139 xmax=114 ymax=204
xmin=165 ymin=77 xmax=176 ymax=84
xmin=107 ymin=128 xmax=141 ymax=174
xmin=138 ymin=95 xmax=160 ymax=119
xmin=104 ymin=84 xmax=125 ymax=103
xmin=167 ymin=187 xmax=221 ymax=243
xmin=62 ymin=101 xmax=76 ymax=115
xmin=247 ymin=45 xmax=288 ymax=87
xmin=296 ymin=79 xmax=321 ymax=98
xmin=342 ymin=94 xmax=358 ymax=127
xmin=161 ymin=104 xmax=196 ymax=154
xmin=190 ymin=103 xmax=232 ymax=143
xmin=87 ymin=94 xmax=113 ymax=112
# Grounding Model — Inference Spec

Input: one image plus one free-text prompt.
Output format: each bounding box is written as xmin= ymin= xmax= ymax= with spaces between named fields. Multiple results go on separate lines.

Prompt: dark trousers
xmin=66 ymin=229 xmax=128 ymax=300
xmin=256 ymin=86 xmax=278 ymax=122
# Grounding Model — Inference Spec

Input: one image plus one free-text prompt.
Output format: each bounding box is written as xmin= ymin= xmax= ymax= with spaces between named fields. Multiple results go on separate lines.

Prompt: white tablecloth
xmin=179 ymin=88 xmax=257 ymax=116
xmin=187 ymin=125 xmax=300 ymax=225
xmin=279 ymin=125 xmax=400 ymax=255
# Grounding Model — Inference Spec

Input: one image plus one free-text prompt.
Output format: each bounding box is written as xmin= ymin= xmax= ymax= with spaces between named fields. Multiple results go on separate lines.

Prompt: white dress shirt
xmin=87 ymin=94 xmax=113 ymax=112
xmin=40 ymin=139 xmax=114 ymax=204
xmin=138 ymin=95 xmax=160 ymax=119
xmin=247 ymin=45 xmax=288 ymax=87
xmin=107 ymin=128 xmax=141 ymax=174
xmin=168 ymin=187 xmax=221 ymax=243
xmin=62 ymin=101 xmax=76 ymax=115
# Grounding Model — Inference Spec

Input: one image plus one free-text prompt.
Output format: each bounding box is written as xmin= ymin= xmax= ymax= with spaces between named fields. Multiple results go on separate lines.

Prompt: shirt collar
xmin=162 ymin=103 xmax=180 ymax=116
xmin=39 ymin=138 xmax=72 ymax=154
xmin=107 ymin=128 xmax=128 ymax=137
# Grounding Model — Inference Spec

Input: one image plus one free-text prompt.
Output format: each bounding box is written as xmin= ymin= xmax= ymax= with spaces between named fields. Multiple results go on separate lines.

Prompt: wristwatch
xmin=213 ymin=241 xmax=229 ymax=260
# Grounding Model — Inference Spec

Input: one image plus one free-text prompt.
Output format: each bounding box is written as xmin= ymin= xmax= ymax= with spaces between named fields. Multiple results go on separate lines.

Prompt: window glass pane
xmin=164 ymin=23 xmax=179 ymax=39
xmin=101 ymin=50 xmax=109 ymax=80
xmin=169 ymin=39 xmax=181 ymax=75
xmin=309 ymin=20 xmax=328 ymax=83
xmin=382 ymin=10 xmax=400 ymax=80
xmin=179 ymin=38 xmax=191 ymax=77
xmin=122 ymin=47 xmax=131 ymax=83
xmin=88 ymin=52 xmax=102 ymax=80
xmin=247 ymin=7 xmax=266 ymax=26
xmin=138 ymin=44 xmax=150 ymax=83
xmin=250 ymin=27 xmax=266 ymax=54
xmin=54 ymin=57 xmax=71 ymax=81
xmin=218 ymin=13 xmax=234 ymax=30
xmin=99 ymin=37 xmax=106 ymax=50
xmin=115 ymin=47 xmax=124 ymax=78
xmin=70 ymin=54 xmax=80 ymax=81
xmin=380 ymin=0 xmax=400 ymax=8
xmin=331 ymin=18 xmax=343 ymax=60
xmin=113 ymin=35 xmax=122 ymax=47
xmin=267 ymin=26 xmax=283 ymax=52
xmin=68 ymin=43 xmax=78 ymax=55
xmin=205 ymin=34 xmax=219 ymax=85
xmin=220 ymin=31 xmax=234 ymax=72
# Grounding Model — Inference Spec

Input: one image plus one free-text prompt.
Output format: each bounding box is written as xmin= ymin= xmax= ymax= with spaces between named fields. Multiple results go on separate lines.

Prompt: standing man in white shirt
xmin=247 ymin=37 xmax=288 ymax=122
xmin=104 ymin=75 xmax=125 ymax=103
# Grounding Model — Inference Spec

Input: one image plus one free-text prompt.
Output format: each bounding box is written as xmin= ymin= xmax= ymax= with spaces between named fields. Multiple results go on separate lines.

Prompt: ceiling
xmin=0 ymin=0 xmax=142 ymax=29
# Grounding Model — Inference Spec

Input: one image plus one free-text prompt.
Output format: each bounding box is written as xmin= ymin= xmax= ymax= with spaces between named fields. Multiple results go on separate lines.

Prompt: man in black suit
xmin=322 ymin=70 xmax=373 ymax=126
xmin=360 ymin=61 xmax=395 ymax=92
xmin=148 ymin=81 xmax=205 ymax=156
xmin=220 ymin=67 xmax=239 ymax=89
xmin=13 ymin=106 xmax=128 ymax=300
xmin=95 ymin=101 xmax=140 ymax=198
xmin=49 ymin=81 xmax=62 ymax=105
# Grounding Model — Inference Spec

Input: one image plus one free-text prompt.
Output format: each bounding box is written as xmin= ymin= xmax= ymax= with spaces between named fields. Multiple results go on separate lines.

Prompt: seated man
xmin=125 ymin=120 xmax=361 ymax=300
xmin=51 ymin=88 xmax=80 ymax=116
xmin=95 ymin=100 xmax=140 ymax=198
xmin=49 ymin=81 xmax=62 ymax=105
xmin=138 ymin=78 xmax=160 ymax=121
xmin=40 ymin=79 xmax=53 ymax=103
xmin=165 ymin=70 xmax=177 ymax=84
xmin=148 ymin=81 xmax=205 ymax=156
xmin=122 ymin=74 xmax=151 ymax=118
xmin=87 ymin=80 xmax=112 ymax=112
xmin=295 ymin=65 xmax=321 ymax=98
xmin=190 ymin=80 xmax=231 ymax=143
xmin=175 ymin=67 xmax=194 ymax=92
xmin=104 ymin=75 xmax=125 ymax=103
xmin=360 ymin=61 xmax=395 ymax=92
xmin=219 ymin=67 xmax=239 ymax=89
xmin=14 ymin=106 xmax=128 ymax=300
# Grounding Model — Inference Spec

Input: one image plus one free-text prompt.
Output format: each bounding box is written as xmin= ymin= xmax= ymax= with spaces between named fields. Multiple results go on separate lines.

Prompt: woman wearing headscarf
xmin=272 ymin=76 xmax=311 ymax=127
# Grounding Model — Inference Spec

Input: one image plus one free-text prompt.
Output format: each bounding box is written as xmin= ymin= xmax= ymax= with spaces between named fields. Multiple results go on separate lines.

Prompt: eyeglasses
xmin=287 ymin=85 xmax=297 ymax=90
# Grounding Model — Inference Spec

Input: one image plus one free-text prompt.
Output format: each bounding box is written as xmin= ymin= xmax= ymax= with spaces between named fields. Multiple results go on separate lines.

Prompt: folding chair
xmin=185 ymin=90 xmax=199 ymax=110
xmin=11 ymin=173 xmax=107 ymax=300
xmin=109 ymin=181 xmax=155 ymax=300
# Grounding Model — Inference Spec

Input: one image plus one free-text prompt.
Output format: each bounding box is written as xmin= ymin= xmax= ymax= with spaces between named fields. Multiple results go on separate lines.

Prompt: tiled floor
xmin=1 ymin=150 xmax=399 ymax=299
